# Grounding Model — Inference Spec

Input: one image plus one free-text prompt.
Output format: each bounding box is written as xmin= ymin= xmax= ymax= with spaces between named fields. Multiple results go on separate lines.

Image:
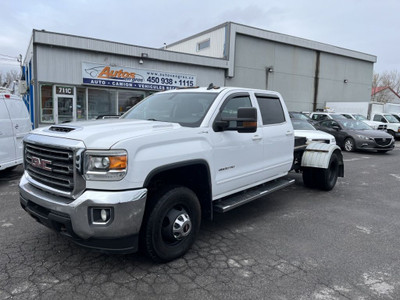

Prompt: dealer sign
xmin=82 ymin=62 xmax=196 ymax=91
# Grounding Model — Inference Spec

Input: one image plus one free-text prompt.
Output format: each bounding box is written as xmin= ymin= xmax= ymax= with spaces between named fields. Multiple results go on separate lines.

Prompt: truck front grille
xmin=25 ymin=143 xmax=75 ymax=193
xmin=377 ymin=125 xmax=387 ymax=130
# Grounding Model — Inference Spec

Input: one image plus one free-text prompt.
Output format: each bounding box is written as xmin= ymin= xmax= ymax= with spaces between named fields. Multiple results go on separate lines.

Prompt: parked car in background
xmin=0 ymin=92 xmax=32 ymax=171
xmin=370 ymin=113 xmax=400 ymax=139
xmin=340 ymin=113 xmax=387 ymax=131
xmin=314 ymin=119 xmax=395 ymax=153
xmin=292 ymin=119 xmax=336 ymax=145
xmin=289 ymin=111 xmax=315 ymax=124
xmin=309 ymin=112 xmax=347 ymax=122
xmin=391 ymin=113 xmax=400 ymax=122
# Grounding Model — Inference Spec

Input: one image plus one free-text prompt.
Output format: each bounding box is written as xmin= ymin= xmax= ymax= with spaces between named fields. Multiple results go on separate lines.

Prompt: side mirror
xmin=332 ymin=124 xmax=341 ymax=131
xmin=237 ymin=107 xmax=257 ymax=133
xmin=214 ymin=107 xmax=258 ymax=133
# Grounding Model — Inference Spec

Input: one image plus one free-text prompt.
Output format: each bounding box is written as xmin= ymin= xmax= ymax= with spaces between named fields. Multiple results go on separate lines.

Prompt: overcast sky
xmin=1 ymin=0 xmax=399 ymax=76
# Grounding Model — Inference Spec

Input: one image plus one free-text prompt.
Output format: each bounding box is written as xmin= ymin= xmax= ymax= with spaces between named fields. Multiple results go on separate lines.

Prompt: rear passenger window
xmin=255 ymin=96 xmax=285 ymax=125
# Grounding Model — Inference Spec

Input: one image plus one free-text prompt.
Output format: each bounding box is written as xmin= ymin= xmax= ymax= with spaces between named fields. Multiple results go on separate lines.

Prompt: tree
xmin=0 ymin=70 xmax=20 ymax=85
xmin=372 ymin=70 xmax=400 ymax=103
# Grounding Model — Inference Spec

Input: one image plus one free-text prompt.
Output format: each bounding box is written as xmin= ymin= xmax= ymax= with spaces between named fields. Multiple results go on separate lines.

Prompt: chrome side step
xmin=213 ymin=177 xmax=295 ymax=213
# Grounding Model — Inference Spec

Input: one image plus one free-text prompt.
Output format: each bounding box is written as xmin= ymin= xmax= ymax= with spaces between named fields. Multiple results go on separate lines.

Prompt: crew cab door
xmin=254 ymin=93 xmax=293 ymax=180
xmin=210 ymin=92 xmax=264 ymax=199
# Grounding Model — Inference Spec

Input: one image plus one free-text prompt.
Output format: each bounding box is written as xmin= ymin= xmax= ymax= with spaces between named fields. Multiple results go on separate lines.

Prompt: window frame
xmin=197 ymin=39 xmax=210 ymax=52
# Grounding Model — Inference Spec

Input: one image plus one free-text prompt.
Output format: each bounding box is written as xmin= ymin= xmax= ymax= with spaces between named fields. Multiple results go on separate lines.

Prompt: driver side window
xmin=219 ymin=95 xmax=252 ymax=128
xmin=221 ymin=95 xmax=252 ymax=119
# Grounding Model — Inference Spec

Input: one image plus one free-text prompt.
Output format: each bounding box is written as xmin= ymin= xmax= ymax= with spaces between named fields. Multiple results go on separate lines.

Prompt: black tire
xmin=344 ymin=138 xmax=355 ymax=152
xmin=316 ymin=152 xmax=340 ymax=191
xmin=142 ymin=186 xmax=201 ymax=263
xmin=387 ymin=130 xmax=395 ymax=138
xmin=302 ymin=168 xmax=317 ymax=188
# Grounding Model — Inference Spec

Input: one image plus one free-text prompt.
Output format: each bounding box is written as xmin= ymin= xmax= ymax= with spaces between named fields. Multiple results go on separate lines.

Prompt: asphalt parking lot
xmin=1 ymin=143 xmax=400 ymax=299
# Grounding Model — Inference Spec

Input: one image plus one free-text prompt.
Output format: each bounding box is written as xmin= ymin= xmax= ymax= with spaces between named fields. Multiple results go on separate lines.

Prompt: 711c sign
xmin=56 ymin=86 xmax=74 ymax=95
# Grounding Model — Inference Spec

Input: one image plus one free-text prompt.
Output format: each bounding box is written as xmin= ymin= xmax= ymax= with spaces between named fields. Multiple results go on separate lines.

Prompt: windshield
xmin=291 ymin=112 xmax=309 ymax=121
xmin=292 ymin=120 xmax=316 ymax=130
xmin=330 ymin=114 xmax=347 ymax=120
xmin=122 ymin=92 xmax=217 ymax=127
xmin=392 ymin=114 xmax=400 ymax=122
xmin=384 ymin=114 xmax=399 ymax=123
xmin=353 ymin=114 xmax=367 ymax=121
xmin=341 ymin=120 xmax=372 ymax=130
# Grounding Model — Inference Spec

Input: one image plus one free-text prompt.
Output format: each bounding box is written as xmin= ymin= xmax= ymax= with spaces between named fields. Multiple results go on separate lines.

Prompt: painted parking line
xmin=390 ymin=174 xmax=400 ymax=181
xmin=343 ymin=156 xmax=371 ymax=162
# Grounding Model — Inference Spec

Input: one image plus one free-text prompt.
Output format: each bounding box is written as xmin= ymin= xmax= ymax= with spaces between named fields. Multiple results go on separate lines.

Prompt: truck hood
xmin=30 ymin=119 xmax=186 ymax=148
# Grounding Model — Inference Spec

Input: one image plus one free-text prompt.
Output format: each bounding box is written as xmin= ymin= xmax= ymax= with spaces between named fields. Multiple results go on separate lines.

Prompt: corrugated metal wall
xmin=225 ymin=33 xmax=374 ymax=112
xmin=35 ymin=45 xmax=225 ymax=87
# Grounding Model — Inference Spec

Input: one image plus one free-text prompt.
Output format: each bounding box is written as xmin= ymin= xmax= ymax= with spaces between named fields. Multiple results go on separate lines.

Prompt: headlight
xmin=84 ymin=150 xmax=127 ymax=181
xmin=356 ymin=135 xmax=371 ymax=140
xmin=330 ymin=137 xmax=336 ymax=144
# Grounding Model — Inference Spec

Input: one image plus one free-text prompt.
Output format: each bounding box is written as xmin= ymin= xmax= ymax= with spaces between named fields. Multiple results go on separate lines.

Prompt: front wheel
xmin=387 ymin=130 xmax=395 ymax=138
xmin=142 ymin=186 xmax=201 ymax=263
xmin=302 ymin=168 xmax=317 ymax=188
xmin=344 ymin=138 xmax=355 ymax=152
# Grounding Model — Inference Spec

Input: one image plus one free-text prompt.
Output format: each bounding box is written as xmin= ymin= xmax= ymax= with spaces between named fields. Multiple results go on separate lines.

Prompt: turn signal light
xmin=109 ymin=156 xmax=127 ymax=169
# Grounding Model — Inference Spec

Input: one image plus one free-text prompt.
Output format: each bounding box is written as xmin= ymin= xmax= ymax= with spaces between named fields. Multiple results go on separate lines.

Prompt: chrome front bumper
xmin=19 ymin=173 xmax=147 ymax=251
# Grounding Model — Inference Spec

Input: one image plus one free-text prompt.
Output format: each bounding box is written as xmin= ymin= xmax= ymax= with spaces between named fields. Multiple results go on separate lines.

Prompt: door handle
xmin=286 ymin=131 xmax=293 ymax=136
xmin=252 ymin=135 xmax=262 ymax=141
xmin=15 ymin=124 xmax=19 ymax=129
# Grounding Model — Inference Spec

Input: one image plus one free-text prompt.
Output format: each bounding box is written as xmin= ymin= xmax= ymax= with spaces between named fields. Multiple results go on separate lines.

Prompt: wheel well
xmin=144 ymin=162 xmax=212 ymax=219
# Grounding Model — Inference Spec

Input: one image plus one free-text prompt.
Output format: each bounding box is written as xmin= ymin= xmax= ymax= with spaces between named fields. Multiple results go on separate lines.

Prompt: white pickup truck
xmin=19 ymin=86 xmax=344 ymax=262
xmin=370 ymin=113 xmax=400 ymax=138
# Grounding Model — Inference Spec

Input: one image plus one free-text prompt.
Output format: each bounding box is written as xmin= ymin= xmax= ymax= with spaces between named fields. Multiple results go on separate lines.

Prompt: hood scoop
xmin=48 ymin=125 xmax=78 ymax=133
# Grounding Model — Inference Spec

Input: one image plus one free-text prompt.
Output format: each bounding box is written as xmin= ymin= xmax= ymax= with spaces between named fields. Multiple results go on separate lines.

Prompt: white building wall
xmin=166 ymin=27 xmax=226 ymax=58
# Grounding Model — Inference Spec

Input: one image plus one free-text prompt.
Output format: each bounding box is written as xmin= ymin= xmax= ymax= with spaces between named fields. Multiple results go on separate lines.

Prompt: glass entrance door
xmin=55 ymin=96 xmax=74 ymax=124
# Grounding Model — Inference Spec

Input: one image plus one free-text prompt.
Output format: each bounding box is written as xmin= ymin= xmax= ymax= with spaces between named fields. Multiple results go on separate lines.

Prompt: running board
xmin=213 ymin=177 xmax=295 ymax=213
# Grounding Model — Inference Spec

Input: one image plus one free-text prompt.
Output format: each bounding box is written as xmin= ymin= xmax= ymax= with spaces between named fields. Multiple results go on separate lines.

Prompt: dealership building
xmin=22 ymin=22 xmax=376 ymax=128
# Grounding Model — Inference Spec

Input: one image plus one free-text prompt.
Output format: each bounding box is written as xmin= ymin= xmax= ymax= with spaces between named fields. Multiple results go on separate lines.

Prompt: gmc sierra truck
xmin=19 ymin=86 xmax=344 ymax=262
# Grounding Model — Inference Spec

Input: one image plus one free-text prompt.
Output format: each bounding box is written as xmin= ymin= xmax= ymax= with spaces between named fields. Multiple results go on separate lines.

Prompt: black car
xmin=314 ymin=119 xmax=395 ymax=153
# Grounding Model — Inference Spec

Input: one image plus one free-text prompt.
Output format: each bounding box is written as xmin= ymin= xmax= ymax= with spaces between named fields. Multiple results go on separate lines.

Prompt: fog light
xmin=90 ymin=207 xmax=112 ymax=224
xmin=101 ymin=209 xmax=108 ymax=221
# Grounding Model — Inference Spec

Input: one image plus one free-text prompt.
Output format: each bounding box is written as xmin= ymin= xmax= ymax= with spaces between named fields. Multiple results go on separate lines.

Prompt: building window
xmin=40 ymin=85 xmax=53 ymax=123
xmin=76 ymin=88 xmax=87 ymax=120
xmin=197 ymin=39 xmax=210 ymax=51
xmin=118 ymin=90 xmax=146 ymax=114
xmin=88 ymin=89 xmax=117 ymax=119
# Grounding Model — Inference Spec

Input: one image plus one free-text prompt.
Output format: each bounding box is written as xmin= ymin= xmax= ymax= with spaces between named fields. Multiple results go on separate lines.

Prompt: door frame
xmin=53 ymin=86 xmax=76 ymax=124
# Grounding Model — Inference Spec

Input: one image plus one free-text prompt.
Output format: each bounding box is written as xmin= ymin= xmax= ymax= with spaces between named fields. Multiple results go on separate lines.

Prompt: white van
xmin=0 ymin=92 xmax=32 ymax=171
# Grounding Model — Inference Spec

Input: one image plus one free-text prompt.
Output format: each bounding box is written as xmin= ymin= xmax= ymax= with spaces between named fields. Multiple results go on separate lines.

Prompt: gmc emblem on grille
xmin=31 ymin=157 xmax=52 ymax=171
